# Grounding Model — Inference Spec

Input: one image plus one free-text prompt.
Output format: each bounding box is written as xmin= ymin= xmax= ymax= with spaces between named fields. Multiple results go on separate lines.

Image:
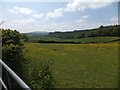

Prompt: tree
xmin=2 ymin=29 xmax=25 ymax=76
xmin=21 ymin=34 xmax=30 ymax=42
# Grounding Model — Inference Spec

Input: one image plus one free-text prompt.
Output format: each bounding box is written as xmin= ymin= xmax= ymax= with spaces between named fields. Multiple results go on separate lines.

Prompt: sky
xmin=0 ymin=0 xmax=119 ymax=33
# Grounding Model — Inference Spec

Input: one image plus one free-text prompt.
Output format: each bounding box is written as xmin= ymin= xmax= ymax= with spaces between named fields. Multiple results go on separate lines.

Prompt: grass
xmin=24 ymin=42 xmax=119 ymax=88
xmin=33 ymin=36 xmax=119 ymax=43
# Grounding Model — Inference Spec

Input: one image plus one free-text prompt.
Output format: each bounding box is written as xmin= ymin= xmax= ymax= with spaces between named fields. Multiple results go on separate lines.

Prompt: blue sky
xmin=0 ymin=0 xmax=118 ymax=33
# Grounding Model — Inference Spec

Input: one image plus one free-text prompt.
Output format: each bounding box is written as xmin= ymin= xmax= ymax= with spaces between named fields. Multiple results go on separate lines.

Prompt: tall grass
xmin=24 ymin=43 xmax=119 ymax=88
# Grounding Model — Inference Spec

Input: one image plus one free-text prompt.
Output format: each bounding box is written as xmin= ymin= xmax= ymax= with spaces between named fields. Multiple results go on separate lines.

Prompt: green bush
xmin=2 ymin=29 xmax=25 ymax=75
xmin=28 ymin=60 xmax=54 ymax=90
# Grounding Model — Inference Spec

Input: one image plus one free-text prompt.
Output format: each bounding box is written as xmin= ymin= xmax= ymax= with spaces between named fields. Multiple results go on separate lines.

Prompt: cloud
xmin=46 ymin=8 xmax=63 ymax=20
xmin=81 ymin=15 xmax=89 ymax=19
xmin=10 ymin=6 xmax=44 ymax=19
xmin=42 ymin=22 xmax=89 ymax=32
xmin=44 ymin=0 xmax=115 ymax=20
xmin=32 ymin=13 xmax=44 ymax=18
xmin=42 ymin=14 xmax=118 ymax=32
xmin=75 ymin=15 xmax=89 ymax=23
xmin=110 ymin=17 xmax=118 ymax=22
xmin=42 ymin=15 xmax=90 ymax=32
xmin=10 ymin=6 xmax=33 ymax=15
xmin=12 ymin=18 xmax=36 ymax=25
xmin=110 ymin=16 xmax=118 ymax=24
xmin=64 ymin=0 xmax=114 ymax=12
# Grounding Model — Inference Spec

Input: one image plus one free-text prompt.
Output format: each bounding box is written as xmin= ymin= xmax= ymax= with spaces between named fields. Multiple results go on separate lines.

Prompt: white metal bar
xmin=0 ymin=59 xmax=31 ymax=90
xmin=0 ymin=77 xmax=8 ymax=90
xmin=0 ymin=21 xmax=4 ymax=25
xmin=6 ymin=70 xmax=11 ymax=89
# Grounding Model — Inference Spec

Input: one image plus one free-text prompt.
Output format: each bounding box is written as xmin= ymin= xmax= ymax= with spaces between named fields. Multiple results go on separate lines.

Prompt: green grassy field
xmin=33 ymin=37 xmax=119 ymax=43
xmin=24 ymin=42 xmax=119 ymax=88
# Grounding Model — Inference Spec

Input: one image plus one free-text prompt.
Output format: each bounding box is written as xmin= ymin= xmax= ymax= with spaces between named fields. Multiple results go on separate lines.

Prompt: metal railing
xmin=0 ymin=77 xmax=8 ymax=90
xmin=0 ymin=59 xmax=31 ymax=90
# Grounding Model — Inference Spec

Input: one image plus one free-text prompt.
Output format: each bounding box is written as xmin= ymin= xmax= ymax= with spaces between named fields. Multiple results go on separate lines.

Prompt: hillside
xmin=22 ymin=25 xmax=119 ymax=39
xmin=22 ymin=25 xmax=120 ymax=43
xmin=22 ymin=31 xmax=49 ymax=38
xmin=47 ymin=25 xmax=119 ymax=39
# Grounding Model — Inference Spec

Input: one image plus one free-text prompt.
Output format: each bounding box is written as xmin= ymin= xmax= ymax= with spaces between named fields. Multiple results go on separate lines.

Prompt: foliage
xmin=21 ymin=34 xmax=30 ymax=42
xmin=22 ymin=31 xmax=49 ymax=39
xmin=36 ymin=37 xmax=119 ymax=44
xmin=48 ymin=25 xmax=120 ymax=39
xmin=28 ymin=36 xmax=119 ymax=44
xmin=26 ymin=60 xmax=54 ymax=90
xmin=2 ymin=29 xmax=25 ymax=75
xmin=2 ymin=29 xmax=55 ymax=89
xmin=24 ymin=25 xmax=119 ymax=43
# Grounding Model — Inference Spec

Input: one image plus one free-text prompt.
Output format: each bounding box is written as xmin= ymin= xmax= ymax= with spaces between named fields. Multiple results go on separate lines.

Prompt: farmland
xmin=2 ymin=25 xmax=119 ymax=89
xmin=36 ymin=36 xmax=119 ymax=43
xmin=1 ymin=1 xmax=119 ymax=89
xmin=24 ymin=42 xmax=119 ymax=88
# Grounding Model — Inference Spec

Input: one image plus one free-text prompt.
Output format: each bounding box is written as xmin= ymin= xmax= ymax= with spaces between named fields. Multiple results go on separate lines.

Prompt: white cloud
xmin=46 ymin=8 xmax=63 ymax=20
xmin=41 ymin=14 xmax=118 ymax=32
xmin=3 ymin=0 xmax=118 ymax=2
xmin=110 ymin=17 xmax=118 ymax=22
xmin=10 ymin=6 xmax=33 ymax=15
xmin=75 ymin=15 xmax=89 ymax=23
xmin=42 ymin=15 xmax=90 ymax=32
xmin=44 ymin=0 xmax=116 ymax=20
xmin=10 ymin=9 xmax=18 ymax=14
xmin=10 ymin=6 xmax=44 ymax=19
xmin=12 ymin=18 xmax=36 ymax=25
xmin=64 ymin=0 xmax=114 ymax=12
xmin=42 ymin=22 xmax=88 ymax=32
xmin=32 ymin=13 xmax=44 ymax=18
xmin=81 ymin=15 xmax=89 ymax=19
xmin=110 ymin=16 xmax=118 ymax=24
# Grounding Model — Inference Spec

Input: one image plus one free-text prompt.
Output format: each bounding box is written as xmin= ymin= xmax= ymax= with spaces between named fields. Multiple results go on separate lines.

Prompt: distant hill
xmin=22 ymin=31 xmax=49 ymax=38
xmin=47 ymin=25 xmax=119 ymax=39
xmin=22 ymin=25 xmax=119 ymax=39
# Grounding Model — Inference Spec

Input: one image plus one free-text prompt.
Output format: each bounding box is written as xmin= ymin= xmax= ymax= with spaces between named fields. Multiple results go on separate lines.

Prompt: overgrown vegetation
xmin=2 ymin=29 xmax=54 ymax=89
xmin=2 ymin=29 xmax=25 ymax=76
xmin=2 ymin=29 xmax=27 ymax=89
xmin=26 ymin=60 xmax=54 ymax=90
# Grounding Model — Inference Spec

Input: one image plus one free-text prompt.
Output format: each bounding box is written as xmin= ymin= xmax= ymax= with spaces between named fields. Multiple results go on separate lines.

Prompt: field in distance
xmin=24 ymin=42 xmax=119 ymax=88
xmin=35 ymin=36 xmax=119 ymax=43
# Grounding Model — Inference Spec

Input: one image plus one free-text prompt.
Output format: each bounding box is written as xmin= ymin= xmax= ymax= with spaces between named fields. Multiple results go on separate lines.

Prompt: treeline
xmin=48 ymin=25 xmax=120 ymax=39
xmin=37 ymin=40 xmax=81 ymax=44
xmin=22 ymin=31 xmax=49 ymax=39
